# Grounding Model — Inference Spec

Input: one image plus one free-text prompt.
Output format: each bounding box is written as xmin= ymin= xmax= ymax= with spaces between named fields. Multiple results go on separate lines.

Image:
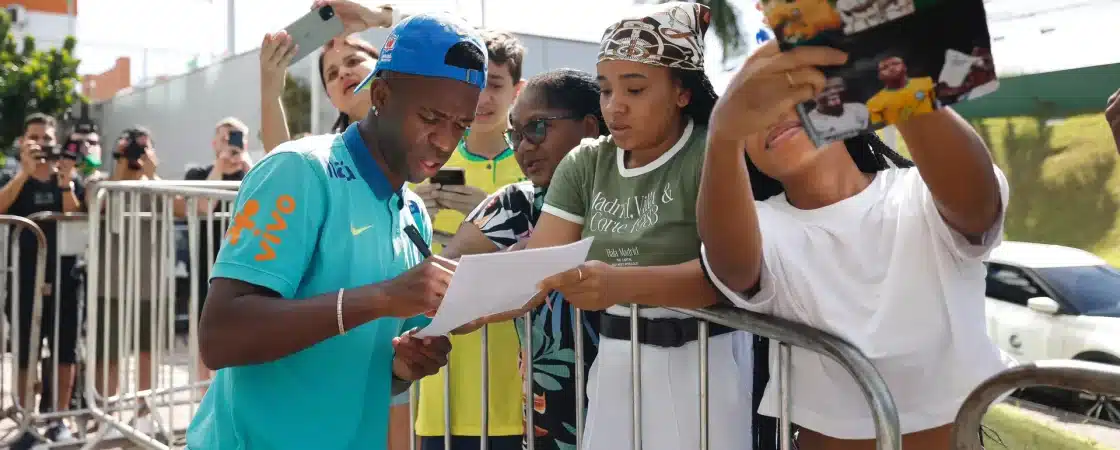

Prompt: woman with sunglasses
xmin=477 ymin=4 xmax=752 ymax=449
xmin=444 ymin=68 xmax=607 ymax=449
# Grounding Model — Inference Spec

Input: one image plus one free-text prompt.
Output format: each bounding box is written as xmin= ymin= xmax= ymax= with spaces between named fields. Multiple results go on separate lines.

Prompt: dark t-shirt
xmin=0 ymin=171 xmax=86 ymax=283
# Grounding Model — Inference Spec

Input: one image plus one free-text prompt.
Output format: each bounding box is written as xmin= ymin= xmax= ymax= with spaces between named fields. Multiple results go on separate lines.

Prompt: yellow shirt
xmin=866 ymin=77 xmax=936 ymax=126
xmin=414 ymin=133 xmax=527 ymax=437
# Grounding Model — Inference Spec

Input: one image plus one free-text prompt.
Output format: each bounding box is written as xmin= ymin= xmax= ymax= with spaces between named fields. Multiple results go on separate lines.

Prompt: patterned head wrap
xmin=597 ymin=2 xmax=711 ymax=71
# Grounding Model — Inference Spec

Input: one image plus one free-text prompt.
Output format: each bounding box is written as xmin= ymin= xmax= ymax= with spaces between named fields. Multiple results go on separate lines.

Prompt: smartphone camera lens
xmin=319 ymin=6 xmax=334 ymax=21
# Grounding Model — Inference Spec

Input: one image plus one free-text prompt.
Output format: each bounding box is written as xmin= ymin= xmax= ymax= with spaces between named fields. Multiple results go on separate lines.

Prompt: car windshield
xmin=1036 ymin=265 xmax=1120 ymax=316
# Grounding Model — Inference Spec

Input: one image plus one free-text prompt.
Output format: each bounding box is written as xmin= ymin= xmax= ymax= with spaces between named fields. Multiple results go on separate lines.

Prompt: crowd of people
xmin=0 ymin=112 xmax=257 ymax=448
xmin=186 ymin=1 xmax=1010 ymax=450
xmin=6 ymin=1 xmax=1120 ymax=450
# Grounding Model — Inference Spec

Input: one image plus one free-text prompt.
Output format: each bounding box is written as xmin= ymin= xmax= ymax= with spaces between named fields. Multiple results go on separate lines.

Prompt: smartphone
xmin=284 ymin=6 xmax=345 ymax=66
xmin=431 ymin=168 xmax=466 ymax=186
xmin=228 ymin=130 xmax=245 ymax=149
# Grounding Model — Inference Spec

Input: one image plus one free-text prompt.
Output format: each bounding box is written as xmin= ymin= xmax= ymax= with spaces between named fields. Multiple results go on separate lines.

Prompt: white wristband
xmin=336 ymin=288 xmax=347 ymax=335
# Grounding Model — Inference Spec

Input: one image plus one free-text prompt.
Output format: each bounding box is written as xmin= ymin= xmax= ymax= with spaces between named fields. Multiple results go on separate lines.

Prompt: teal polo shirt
xmin=186 ymin=124 xmax=432 ymax=450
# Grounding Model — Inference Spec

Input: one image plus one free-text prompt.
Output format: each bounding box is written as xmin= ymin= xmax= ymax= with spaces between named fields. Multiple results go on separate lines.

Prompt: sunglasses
xmin=509 ymin=114 xmax=581 ymax=148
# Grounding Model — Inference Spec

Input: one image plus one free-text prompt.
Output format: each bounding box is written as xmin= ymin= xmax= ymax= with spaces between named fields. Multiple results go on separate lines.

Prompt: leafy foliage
xmin=281 ymin=73 xmax=311 ymax=136
xmin=0 ymin=9 xmax=84 ymax=149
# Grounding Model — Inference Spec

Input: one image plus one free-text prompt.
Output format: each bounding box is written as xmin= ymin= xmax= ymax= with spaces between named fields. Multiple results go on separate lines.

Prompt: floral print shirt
xmin=466 ymin=181 xmax=602 ymax=450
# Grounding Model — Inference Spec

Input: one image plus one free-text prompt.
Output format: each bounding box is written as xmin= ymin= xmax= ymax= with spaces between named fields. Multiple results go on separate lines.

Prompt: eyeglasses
xmin=509 ymin=115 xmax=581 ymax=148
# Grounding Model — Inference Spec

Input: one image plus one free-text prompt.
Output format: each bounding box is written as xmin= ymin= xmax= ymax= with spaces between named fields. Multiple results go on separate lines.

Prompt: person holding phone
xmin=410 ymin=30 xmax=528 ymax=450
xmin=171 ymin=117 xmax=255 ymax=393
xmin=698 ymin=40 xmax=1010 ymax=450
xmin=258 ymin=0 xmax=400 ymax=153
xmin=1 ymin=113 xmax=85 ymax=449
xmin=443 ymin=68 xmax=609 ymax=450
xmin=187 ymin=12 xmax=486 ymax=450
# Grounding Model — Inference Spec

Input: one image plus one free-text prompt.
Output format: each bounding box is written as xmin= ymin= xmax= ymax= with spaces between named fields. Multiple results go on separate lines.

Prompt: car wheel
xmin=1071 ymin=353 xmax=1120 ymax=425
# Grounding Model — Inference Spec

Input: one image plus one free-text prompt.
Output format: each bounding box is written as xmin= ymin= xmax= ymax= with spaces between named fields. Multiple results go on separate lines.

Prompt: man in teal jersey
xmin=186 ymin=9 xmax=488 ymax=450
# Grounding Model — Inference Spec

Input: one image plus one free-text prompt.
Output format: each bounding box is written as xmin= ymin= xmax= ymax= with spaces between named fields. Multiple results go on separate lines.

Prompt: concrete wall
xmin=91 ymin=29 xmax=599 ymax=179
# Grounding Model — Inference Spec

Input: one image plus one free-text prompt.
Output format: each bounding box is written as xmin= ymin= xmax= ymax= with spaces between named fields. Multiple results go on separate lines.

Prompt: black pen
xmin=403 ymin=224 xmax=433 ymax=259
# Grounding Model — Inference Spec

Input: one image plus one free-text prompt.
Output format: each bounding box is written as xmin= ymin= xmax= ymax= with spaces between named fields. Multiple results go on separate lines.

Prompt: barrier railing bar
xmin=778 ymin=343 xmax=792 ymax=450
xmin=0 ymin=215 xmax=47 ymax=446
xmin=951 ymin=360 xmax=1120 ymax=450
xmin=668 ymin=305 xmax=902 ymax=450
xmin=629 ymin=304 xmax=641 ymax=450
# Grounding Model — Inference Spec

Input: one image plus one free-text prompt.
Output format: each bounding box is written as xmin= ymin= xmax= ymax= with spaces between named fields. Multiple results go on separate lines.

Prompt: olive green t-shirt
xmin=542 ymin=120 xmax=705 ymax=272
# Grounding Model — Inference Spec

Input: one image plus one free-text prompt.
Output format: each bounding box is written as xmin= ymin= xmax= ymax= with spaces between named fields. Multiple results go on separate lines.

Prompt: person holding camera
xmin=86 ymin=126 xmax=164 ymax=437
xmin=0 ymin=113 xmax=85 ymax=449
xmin=65 ymin=122 xmax=108 ymax=187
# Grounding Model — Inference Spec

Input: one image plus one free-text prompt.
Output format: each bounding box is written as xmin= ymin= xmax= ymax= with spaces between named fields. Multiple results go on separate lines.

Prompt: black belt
xmin=599 ymin=313 xmax=735 ymax=348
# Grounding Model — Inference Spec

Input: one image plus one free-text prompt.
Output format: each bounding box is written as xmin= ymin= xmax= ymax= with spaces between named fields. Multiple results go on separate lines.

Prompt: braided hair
xmin=524 ymin=68 xmax=608 ymax=136
xmin=673 ymin=69 xmax=719 ymax=126
xmin=747 ymin=132 xmax=915 ymax=201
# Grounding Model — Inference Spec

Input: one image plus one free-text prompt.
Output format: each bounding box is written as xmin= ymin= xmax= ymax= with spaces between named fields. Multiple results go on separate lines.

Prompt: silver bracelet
xmin=336 ymin=288 xmax=346 ymax=335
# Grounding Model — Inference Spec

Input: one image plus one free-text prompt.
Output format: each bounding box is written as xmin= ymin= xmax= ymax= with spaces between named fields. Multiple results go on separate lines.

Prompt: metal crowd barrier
xmin=951 ymin=359 xmax=1120 ymax=450
xmin=75 ymin=181 xmax=905 ymax=450
xmin=83 ymin=180 xmax=237 ymax=449
xmin=0 ymin=215 xmax=48 ymax=447
xmin=412 ymin=245 xmax=902 ymax=450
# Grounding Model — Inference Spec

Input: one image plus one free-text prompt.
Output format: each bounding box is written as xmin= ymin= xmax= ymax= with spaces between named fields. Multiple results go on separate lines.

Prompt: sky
xmin=53 ymin=0 xmax=1120 ymax=89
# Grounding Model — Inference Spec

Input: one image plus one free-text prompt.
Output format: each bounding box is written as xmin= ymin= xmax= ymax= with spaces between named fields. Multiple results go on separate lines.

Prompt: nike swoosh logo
xmin=351 ymin=224 xmax=374 ymax=236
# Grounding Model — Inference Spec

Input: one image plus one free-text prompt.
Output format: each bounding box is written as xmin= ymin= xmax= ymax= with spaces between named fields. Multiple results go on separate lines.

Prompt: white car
xmin=984 ymin=241 xmax=1120 ymax=423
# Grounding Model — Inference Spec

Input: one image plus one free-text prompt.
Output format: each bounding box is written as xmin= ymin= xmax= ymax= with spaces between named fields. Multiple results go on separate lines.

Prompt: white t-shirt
xmin=702 ymin=166 xmax=1013 ymax=439
xmin=807 ymin=104 xmax=870 ymax=140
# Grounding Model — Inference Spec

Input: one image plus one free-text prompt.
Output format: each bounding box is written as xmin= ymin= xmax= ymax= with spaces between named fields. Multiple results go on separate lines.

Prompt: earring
xmin=372 ymin=106 xmax=379 ymax=117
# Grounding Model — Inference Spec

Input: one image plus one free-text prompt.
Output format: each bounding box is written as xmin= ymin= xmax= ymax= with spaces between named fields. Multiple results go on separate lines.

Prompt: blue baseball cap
xmin=353 ymin=12 xmax=487 ymax=93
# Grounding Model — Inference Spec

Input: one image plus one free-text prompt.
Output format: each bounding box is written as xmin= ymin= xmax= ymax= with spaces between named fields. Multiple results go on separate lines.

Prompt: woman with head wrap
xmin=698 ymin=40 xmax=1011 ymax=450
xmin=488 ymin=3 xmax=754 ymax=449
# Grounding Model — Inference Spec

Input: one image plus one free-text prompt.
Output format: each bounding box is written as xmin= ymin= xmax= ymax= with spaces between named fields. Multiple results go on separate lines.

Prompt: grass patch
xmin=982 ymin=404 xmax=1113 ymax=450
xmin=886 ymin=113 xmax=1120 ymax=265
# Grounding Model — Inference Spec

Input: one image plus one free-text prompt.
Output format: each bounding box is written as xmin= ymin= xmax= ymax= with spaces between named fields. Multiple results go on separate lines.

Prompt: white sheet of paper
xmin=415 ymin=237 xmax=594 ymax=337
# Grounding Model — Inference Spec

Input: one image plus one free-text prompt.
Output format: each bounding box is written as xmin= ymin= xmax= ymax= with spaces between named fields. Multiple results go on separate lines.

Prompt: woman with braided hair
xmin=699 ymin=40 xmax=1012 ymax=450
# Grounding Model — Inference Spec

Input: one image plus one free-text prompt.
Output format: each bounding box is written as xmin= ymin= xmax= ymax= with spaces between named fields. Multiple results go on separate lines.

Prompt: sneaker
xmin=45 ymin=421 xmax=75 ymax=442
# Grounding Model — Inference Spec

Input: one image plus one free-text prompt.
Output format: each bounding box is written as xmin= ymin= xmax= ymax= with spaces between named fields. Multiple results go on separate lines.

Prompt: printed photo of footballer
xmin=759 ymin=0 xmax=999 ymax=146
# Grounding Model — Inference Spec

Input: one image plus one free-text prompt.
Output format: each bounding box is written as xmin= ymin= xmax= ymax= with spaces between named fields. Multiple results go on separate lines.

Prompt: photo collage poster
xmin=759 ymin=0 xmax=1000 ymax=146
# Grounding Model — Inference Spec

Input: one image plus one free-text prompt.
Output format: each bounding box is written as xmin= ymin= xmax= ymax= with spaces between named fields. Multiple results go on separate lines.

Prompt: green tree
xmin=0 ymin=9 xmax=84 ymax=149
xmin=282 ymin=73 xmax=312 ymax=136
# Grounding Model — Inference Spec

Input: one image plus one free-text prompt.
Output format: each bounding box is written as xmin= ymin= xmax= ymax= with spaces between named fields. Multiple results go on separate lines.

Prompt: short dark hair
xmin=525 ymin=69 xmax=607 ymax=136
xmin=24 ymin=113 xmax=57 ymax=133
xmin=483 ymin=31 xmax=525 ymax=81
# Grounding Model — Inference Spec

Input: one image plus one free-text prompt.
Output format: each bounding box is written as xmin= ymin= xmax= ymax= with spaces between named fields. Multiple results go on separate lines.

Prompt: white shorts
xmin=582 ymin=330 xmax=755 ymax=450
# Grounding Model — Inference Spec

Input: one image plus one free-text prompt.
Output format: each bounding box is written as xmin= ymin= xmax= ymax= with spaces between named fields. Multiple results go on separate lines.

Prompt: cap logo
xmin=384 ymin=35 xmax=397 ymax=52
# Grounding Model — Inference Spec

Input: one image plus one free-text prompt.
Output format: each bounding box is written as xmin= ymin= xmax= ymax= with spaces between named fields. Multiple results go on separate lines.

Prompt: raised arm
xmin=259 ymin=32 xmax=296 ymax=154
xmin=897 ymin=108 xmax=1000 ymax=239
xmin=698 ymin=42 xmax=846 ymax=292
